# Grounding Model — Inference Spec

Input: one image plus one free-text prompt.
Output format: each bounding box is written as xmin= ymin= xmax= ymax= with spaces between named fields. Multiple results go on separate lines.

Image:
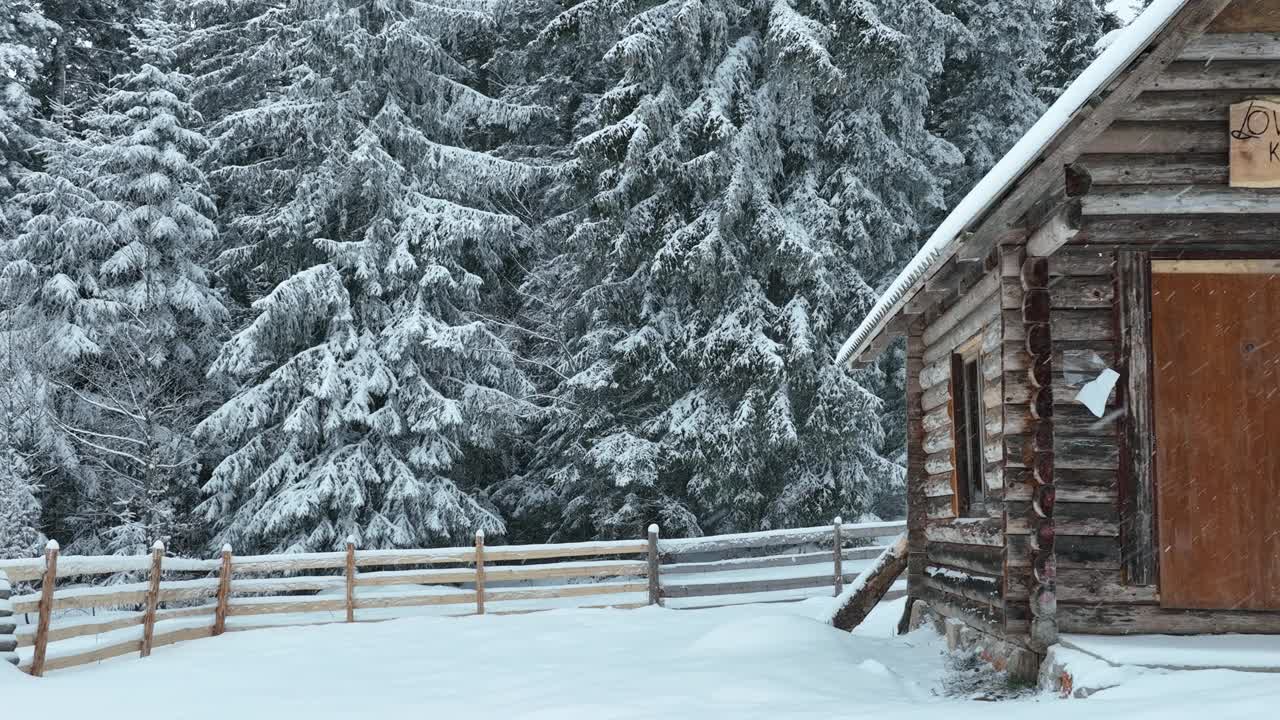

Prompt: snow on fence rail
xmin=0 ymin=519 xmax=904 ymax=676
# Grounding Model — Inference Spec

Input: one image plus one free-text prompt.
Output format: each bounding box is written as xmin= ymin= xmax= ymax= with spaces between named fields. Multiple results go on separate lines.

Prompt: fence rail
xmin=0 ymin=519 xmax=905 ymax=676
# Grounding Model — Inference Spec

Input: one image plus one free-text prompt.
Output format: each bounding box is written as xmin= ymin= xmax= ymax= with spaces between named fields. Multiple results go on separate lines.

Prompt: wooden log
xmin=1077 ymin=153 xmax=1229 ymax=186
xmin=924 ymin=519 xmax=1003 ymax=547
xmin=227 ymin=596 xmax=351 ymax=616
xmin=485 ymin=582 xmax=647 ymax=604
xmin=1149 ymin=60 xmax=1280 ymax=91
xmin=1027 ymin=202 xmax=1082 ymax=257
xmin=647 ymin=524 xmax=660 ymax=606
xmin=927 ymin=542 xmax=1004 ymax=578
xmin=1118 ymin=251 xmax=1158 ymax=586
xmin=214 ymin=545 xmax=232 ymax=636
xmin=922 ymin=302 xmax=1000 ymax=364
xmin=1083 ymin=215 xmax=1280 ymax=246
xmin=922 ymin=271 xmax=1000 ymax=347
xmin=1085 ymin=121 xmax=1224 ymax=154
xmin=345 ymin=538 xmax=357 ymax=623
xmin=139 ymin=541 xmax=164 ymax=658
xmin=1181 ymin=33 xmax=1280 ymax=60
xmin=830 ymin=535 xmax=908 ymax=632
xmin=30 ymin=540 xmax=58 ymax=677
xmin=1058 ymin=603 xmax=1280 ymax=635
xmin=474 ymin=531 xmax=487 ymax=616
xmin=1121 ymin=90 xmax=1279 ymax=122
xmin=1083 ymin=186 xmax=1280 ymax=215
xmin=832 ymin=518 xmax=844 ymax=597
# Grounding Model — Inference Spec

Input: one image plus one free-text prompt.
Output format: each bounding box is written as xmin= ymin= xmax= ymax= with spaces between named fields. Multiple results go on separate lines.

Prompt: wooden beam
xmin=1152 ymin=258 xmax=1280 ymax=274
xmin=213 ymin=545 xmax=232 ymax=636
xmin=646 ymin=525 xmax=660 ymax=606
xmin=1181 ymin=32 xmax=1280 ymax=60
xmin=1027 ymin=201 xmax=1082 ymax=257
xmin=1209 ymin=0 xmax=1280 ymax=33
xmin=958 ymin=0 xmax=1236 ymax=272
xmin=922 ymin=271 xmax=1000 ymax=347
xmin=1118 ymin=251 xmax=1158 ymax=587
xmin=1083 ymin=186 xmax=1280 ymax=215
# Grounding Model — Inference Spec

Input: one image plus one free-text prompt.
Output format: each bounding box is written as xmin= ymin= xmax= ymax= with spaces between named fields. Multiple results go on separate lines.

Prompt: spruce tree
xmin=191 ymin=0 xmax=544 ymax=553
xmin=8 ymin=30 xmax=227 ymax=554
xmin=1032 ymin=0 xmax=1120 ymax=104
xmin=929 ymin=0 xmax=1050 ymax=203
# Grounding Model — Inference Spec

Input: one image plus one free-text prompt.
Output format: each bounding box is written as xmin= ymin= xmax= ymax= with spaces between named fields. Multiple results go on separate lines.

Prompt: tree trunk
xmin=830 ymin=534 xmax=908 ymax=632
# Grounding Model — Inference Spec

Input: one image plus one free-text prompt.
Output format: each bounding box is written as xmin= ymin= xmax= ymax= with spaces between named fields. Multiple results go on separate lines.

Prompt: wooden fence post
xmin=833 ymin=517 xmax=844 ymax=597
xmin=474 ymin=531 xmax=486 ymax=615
xmin=647 ymin=524 xmax=661 ymax=606
xmin=213 ymin=544 xmax=233 ymax=636
xmin=345 ymin=537 xmax=357 ymax=623
xmin=140 ymin=541 xmax=164 ymax=658
xmin=30 ymin=539 xmax=58 ymax=677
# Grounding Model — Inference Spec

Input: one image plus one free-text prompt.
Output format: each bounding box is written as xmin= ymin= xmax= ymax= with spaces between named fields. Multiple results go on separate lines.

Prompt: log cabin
xmin=838 ymin=0 xmax=1280 ymax=679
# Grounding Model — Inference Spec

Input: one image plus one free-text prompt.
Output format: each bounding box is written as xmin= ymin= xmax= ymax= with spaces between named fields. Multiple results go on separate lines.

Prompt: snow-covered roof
xmin=836 ymin=0 xmax=1192 ymax=366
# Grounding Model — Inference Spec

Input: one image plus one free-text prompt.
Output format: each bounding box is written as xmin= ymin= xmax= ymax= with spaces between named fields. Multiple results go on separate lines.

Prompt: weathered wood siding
xmin=912 ymin=263 xmax=1013 ymax=642
xmin=1052 ymin=25 xmax=1280 ymax=634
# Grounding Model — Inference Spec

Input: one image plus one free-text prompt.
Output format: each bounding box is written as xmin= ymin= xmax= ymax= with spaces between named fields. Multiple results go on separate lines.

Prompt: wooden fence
xmin=0 ymin=519 xmax=905 ymax=676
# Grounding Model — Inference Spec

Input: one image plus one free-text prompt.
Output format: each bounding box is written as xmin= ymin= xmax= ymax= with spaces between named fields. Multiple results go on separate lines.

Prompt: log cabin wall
xmin=913 ymin=263 xmax=1013 ymax=644
xmin=1048 ymin=17 xmax=1280 ymax=634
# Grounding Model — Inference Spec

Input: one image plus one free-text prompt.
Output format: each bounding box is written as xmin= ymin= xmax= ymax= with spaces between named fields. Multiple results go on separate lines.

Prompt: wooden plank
xmin=905 ymin=324 xmax=928 ymax=602
xmin=354 ymin=592 xmax=478 ymax=610
xmin=1209 ymin=0 xmax=1280 ymax=33
xmin=920 ymin=584 xmax=1003 ymax=635
xmin=486 ymin=582 xmax=647 ymax=603
xmin=924 ymin=567 xmax=1002 ymax=606
xmin=226 ymin=596 xmax=349 ymax=616
xmin=1149 ymin=60 xmax=1280 ymax=91
xmin=1006 ymin=501 xmax=1120 ymax=537
xmin=1152 ymin=269 xmax=1280 ymax=609
xmin=1153 ymin=258 xmax=1280 ymax=273
xmin=1008 ymin=534 xmax=1122 ymax=570
xmin=30 ymin=542 xmax=57 ymax=677
xmin=1059 ymin=604 xmax=1280 ymax=635
xmin=1085 ymin=121 xmax=1224 ymax=154
xmin=1182 ymin=33 xmax=1280 ymax=60
xmin=660 ymin=575 xmax=840 ymax=600
xmin=484 ymin=540 xmax=648 ymax=561
xmin=1077 ymin=153 xmax=1229 ymax=186
xmin=139 ymin=543 xmax=164 ymax=658
xmin=1118 ymin=251 xmax=1158 ymax=587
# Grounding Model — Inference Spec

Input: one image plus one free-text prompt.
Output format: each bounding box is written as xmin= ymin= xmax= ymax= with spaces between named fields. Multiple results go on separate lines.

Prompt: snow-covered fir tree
xmin=0 ymin=1 xmax=52 ymax=236
xmin=497 ymin=0 xmax=963 ymax=540
xmin=7 ymin=27 xmax=227 ymax=554
xmin=929 ymin=0 xmax=1050 ymax=203
xmin=1032 ymin=0 xmax=1119 ymax=104
xmin=190 ymin=0 xmax=545 ymax=554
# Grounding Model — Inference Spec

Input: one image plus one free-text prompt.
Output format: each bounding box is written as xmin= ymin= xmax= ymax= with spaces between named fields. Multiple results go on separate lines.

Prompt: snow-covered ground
xmin=3 ymin=598 xmax=1279 ymax=719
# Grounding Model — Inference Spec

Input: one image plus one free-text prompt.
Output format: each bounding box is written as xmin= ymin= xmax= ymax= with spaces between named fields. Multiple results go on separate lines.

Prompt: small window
xmin=951 ymin=346 xmax=986 ymax=516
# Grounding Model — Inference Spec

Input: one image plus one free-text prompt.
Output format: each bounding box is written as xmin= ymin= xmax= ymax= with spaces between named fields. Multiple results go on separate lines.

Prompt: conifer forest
xmin=0 ymin=0 xmax=1123 ymax=558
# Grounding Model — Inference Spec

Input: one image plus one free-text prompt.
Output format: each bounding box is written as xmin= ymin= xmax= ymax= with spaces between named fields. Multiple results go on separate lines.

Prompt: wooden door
xmin=1151 ymin=260 xmax=1280 ymax=610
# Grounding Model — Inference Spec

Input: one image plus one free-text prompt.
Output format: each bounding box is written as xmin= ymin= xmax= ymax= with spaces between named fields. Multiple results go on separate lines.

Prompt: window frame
xmin=950 ymin=336 xmax=987 ymax=517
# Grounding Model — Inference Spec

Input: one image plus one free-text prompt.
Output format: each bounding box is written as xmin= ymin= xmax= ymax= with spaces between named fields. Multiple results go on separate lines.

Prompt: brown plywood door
xmin=1151 ymin=263 xmax=1280 ymax=610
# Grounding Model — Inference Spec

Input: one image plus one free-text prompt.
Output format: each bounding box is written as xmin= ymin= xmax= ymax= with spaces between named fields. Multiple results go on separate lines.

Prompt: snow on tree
xmin=6 ymin=25 xmax=227 ymax=555
xmin=929 ymin=0 xmax=1050 ymax=203
xmin=497 ymin=0 xmax=961 ymax=540
xmin=0 ymin=2 xmax=53 ymax=236
xmin=191 ymin=0 xmax=544 ymax=554
xmin=1032 ymin=0 xmax=1121 ymax=104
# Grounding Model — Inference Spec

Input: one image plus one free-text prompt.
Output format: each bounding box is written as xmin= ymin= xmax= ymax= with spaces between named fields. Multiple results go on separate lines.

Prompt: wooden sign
xmin=1229 ymin=99 xmax=1280 ymax=188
